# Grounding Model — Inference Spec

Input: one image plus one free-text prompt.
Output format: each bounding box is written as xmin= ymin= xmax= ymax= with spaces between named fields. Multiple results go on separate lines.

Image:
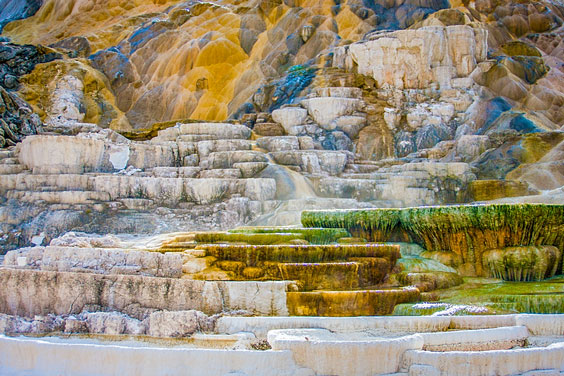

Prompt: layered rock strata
xmin=337 ymin=25 xmax=487 ymax=90
xmin=0 ymin=268 xmax=290 ymax=317
xmin=1 ymin=314 xmax=564 ymax=375
xmin=4 ymin=245 xmax=183 ymax=278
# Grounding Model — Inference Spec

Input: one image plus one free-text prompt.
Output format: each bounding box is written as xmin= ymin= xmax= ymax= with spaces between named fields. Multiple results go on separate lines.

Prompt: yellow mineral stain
xmin=18 ymin=59 xmax=131 ymax=130
xmin=287 ymin=288 xmax=421 ymax=316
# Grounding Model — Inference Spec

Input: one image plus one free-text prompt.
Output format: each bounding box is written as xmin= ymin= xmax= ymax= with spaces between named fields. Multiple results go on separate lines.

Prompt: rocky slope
xmin=0 ymin=0 xmax=563 ymax=251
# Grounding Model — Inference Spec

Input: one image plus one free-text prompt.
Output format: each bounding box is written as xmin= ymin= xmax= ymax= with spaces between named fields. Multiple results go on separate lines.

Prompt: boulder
xmin=85 ymin=312 xmax=146 ymax=335
xmin=334 ymin=116 xmax=367 ymax=139
xmin=319 ymin=131 xmax=353 ymax=151
xmin=253 ymin=122 xmax=286 ymax=136
xmin=301 ymin=97 xmax=361 ymax=129
xmin=415 ymin=124 xmax=452 ymax=150
xmin=430 ymin=103 xmax=455 ymax=123
xmin=147 ymin=310 xmax=211 ymax=338
xmin=271 ymin=108 xmax=308 ymax=133
xmin=395 ymin=131 xmax=416 ymax=158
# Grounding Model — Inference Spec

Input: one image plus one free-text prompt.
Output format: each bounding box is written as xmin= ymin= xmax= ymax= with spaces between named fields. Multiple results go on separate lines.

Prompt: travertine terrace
xmin=1 ymin=0 xmax=564 ymax=374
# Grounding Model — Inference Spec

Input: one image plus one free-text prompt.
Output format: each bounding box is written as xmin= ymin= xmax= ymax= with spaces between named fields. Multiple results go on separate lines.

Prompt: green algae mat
xmin=394 ymin=276 xmax=564 ymax=315
xmin=301 ymin=204 xmax=564 ymax=245
xmin=302 ymin=204 xmax=564 ymax=278
xmin=229 ymin=227 xmax=350 ymax=244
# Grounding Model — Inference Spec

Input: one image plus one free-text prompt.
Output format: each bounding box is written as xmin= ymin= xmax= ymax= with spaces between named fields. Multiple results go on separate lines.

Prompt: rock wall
xmin=0 ymin=42 xmax=61 ymax=147
xmin=4 ymin=246 xmax=183 ymax=278
xmin=339 ymin=25 xmax=487 ymax=90
xmin=0 ymin=0 xmax=563 ymax=252
xmin=0 ymin=268 xmax=290 ymax=317
xmin=18 ymin=59 xmax=131 ymax=130
xmin=1 ymin=0 xmax=451 ymax=128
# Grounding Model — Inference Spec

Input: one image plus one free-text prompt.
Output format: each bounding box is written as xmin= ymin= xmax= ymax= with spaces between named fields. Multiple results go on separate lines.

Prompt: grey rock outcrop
xmin=148 ymin=310 xmax=214 ymax=337
xmin=340 ymin=26 xmax=487 ymax=90
xmin=4 ymin=245 xmax=183 ymax=278
xmin=84 ymin=311 xmax=147 ymax=335
xmin=0 ymin=268 xmax=290 ymax=317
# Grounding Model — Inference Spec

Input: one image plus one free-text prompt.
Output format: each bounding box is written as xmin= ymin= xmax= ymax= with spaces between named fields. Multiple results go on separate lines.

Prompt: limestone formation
xmin=0 ymin=268 xmax=290 ymax=317
xmin=301 ymin=97 xmax=361 ymax=129
xmin=4 ymin=246 xmax=183 ymax=278
xmin=271 ymin=108 xmax=308 ymax=134
xmin=302 ymin=204 xmax=564 ymax=277
xmin=0 ymin=0 xmax=564 ymax=373
xmin=18 ymin=59 xmax=130 ymax=130
xmin=147 ymin=310 xmax=212 ymax=338
xmin=84 ymin=311 xmax=146 ymax=336
xmin=343 ymin=26 xmax=487 ymax=90
xmin=483 ymin=246 xmax=561 ymax=281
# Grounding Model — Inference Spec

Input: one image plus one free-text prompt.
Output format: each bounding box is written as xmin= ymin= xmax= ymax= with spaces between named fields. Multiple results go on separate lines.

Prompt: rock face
xmin=301 ymin=97 xmax=361 ymax=129
xmin=0 ymin=4 xmax=564 ymax=375
xmin=1 ymin=0 xmax=453 ymax=128
xmin=0 ymin=0 xmax=561 ymax=255
xmin=0 ymin=42 xmax=60 ymax=147
xmin=0 ymin=43 xmax=60 ymax=86
xmin=271 ymin=108 xmax=307 ymax=134
xmin=0 ymin=0 xmax=562 ymax=322
xmin=17 ymin=58 xmax=130 ymax=130
xmin=4 ymin=246 xmax=183 ymax=278
xmin=147 ymin=310 xmax=211 ymax=338
xmin=0 ymin=86 xmax=41 ymax=147
xmin=0 ymin=0 xmax=41 ymax=33
xmin=0 ymin=268 xmax=290 ymax=317
xmin=343 ymin=26 xmax=487 ymax=89
xmin=1 ymin=123 xmax=287 ymax=250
